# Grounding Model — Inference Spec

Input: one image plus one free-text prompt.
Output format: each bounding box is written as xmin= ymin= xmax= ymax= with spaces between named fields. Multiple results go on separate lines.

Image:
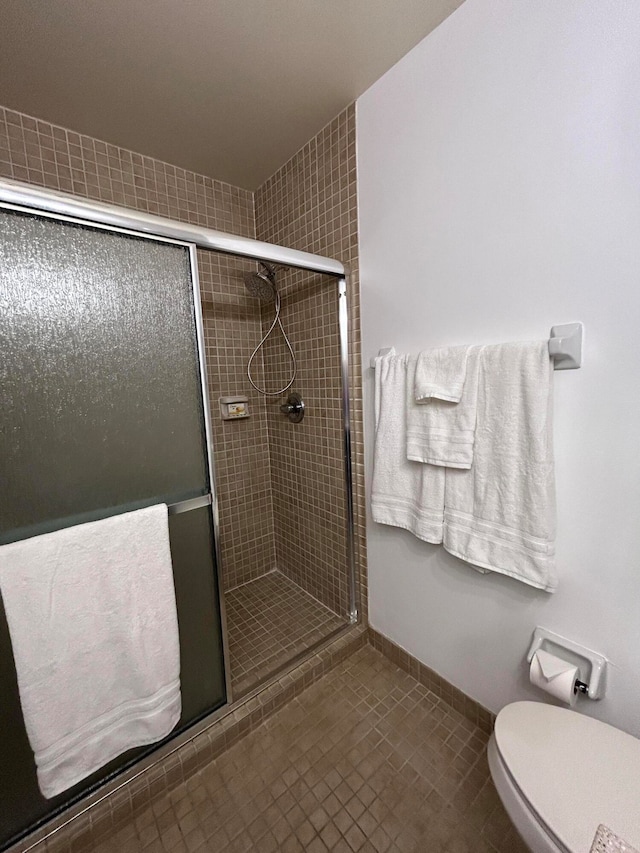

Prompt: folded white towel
xmin=443 ymin=341 xmax=557 ymax=591
xmin=407 ymin=346 xmax=479 ymax=468
xmin=371 ymin=351 xmax=444 ymax=543
xmin=414 ymin=345 xmax=470 ymax=403
xmin=0 ymin=505 xmax=181 ymax=798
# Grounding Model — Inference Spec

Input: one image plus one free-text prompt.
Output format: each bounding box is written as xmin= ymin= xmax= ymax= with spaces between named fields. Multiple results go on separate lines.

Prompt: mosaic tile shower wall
xmin=255 ymin=104 xmax=367 ymax=619
xmin=0 ymin=105 xmax=274 ymax=593
xmin=198 ymin=250 xmax=277 ymax=589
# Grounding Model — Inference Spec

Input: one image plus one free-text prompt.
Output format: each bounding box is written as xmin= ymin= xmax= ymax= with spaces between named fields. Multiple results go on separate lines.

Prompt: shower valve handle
xmin=279 ymin=392 xmax=305 ymax=423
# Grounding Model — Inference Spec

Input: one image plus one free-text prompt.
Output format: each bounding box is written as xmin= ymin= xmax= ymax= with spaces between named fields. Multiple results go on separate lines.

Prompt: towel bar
xmin=0 ymin=494 xmax=214 ymax=547
xmin=369 ymin=322 xmax=583 ymax=370
xmin=167 ymin=494 xmax=212 ymax=515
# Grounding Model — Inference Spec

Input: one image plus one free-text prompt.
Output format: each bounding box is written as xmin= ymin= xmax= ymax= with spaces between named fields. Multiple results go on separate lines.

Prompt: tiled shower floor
xmin=92 ymin=646 xmax=526 ymax=853
xmin=225 ymin=571 xmax=346 ymax=698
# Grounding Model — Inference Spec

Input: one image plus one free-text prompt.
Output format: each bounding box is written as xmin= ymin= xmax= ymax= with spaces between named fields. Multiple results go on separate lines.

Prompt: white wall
xmin=357 ymin=0 xmax=640 ymax=736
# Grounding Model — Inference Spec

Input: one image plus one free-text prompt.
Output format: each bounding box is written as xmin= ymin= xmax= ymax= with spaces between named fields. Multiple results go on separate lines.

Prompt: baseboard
xmin=367 ymin=627 xmax=495 ymax=734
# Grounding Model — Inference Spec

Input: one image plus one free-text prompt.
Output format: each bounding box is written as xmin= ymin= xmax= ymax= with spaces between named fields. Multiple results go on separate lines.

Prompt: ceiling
xmin=0 ymin=0 xmax=464 ymax=189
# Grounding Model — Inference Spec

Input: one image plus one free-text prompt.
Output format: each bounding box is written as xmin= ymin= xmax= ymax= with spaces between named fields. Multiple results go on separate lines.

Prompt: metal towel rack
xmin=0 ymin=494 xmax=214 ymax=548
xmin=167 ymin=494 xmax=212 ymax=515
xmin=369 ymin=322 xmax=583 ymax=371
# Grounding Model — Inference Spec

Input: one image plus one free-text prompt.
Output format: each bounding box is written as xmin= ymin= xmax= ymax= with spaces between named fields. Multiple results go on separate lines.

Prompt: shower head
xmin=243 ymin=262 xmax=277 ymax=303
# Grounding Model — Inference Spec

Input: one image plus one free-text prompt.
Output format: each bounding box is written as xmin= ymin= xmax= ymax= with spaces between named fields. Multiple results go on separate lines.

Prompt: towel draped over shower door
xmin=0 ymin=207 xmax=225 ymax=846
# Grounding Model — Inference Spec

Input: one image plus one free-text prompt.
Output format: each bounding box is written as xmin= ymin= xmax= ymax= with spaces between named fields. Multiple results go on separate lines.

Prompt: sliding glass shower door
xmin=0 ymin=207 xmax=226 ymax=847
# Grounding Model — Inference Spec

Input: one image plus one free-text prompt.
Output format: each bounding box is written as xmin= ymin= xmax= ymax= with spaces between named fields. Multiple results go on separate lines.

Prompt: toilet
xmin=488 ymin=701 xmax=640 ymax=853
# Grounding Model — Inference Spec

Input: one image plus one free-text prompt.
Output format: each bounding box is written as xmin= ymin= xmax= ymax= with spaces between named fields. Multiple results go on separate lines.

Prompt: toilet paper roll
xmin=529 ymin=649 xmax=579 ymax=706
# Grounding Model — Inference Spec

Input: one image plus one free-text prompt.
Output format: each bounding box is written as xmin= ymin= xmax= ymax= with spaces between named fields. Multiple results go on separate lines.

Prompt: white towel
xmin=443 ymin=341 xmax=557 ymax=591
xmin=414 ymin=345 xmax=469 ymax=403
xmin=407 ymin=346 xmax=479 ymax=468
xmin=0 ymin=504 xmax=181 ymax=798
xmin=371 ymin=351 xmax=445 ymax=543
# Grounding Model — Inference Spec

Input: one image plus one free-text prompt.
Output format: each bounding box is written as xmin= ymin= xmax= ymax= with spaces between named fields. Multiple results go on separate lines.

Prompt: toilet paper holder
xmin=526 ymin=627 xmax=607 ymax=700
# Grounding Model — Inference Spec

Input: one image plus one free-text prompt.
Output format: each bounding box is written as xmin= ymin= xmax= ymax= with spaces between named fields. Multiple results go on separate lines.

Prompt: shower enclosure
xmin=0 ymin=177 xmax=357 ymax=848
xmin=208 ymin=254 xmax=356 ymax=698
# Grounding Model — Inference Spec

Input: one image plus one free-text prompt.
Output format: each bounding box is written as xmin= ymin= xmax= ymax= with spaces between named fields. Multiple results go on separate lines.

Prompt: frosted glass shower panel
xmin=0 ymin=210 xmax=208 ymax=538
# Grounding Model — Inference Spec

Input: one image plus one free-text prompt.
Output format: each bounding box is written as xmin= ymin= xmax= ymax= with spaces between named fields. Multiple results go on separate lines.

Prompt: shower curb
xmin=7 ymin=625 xmax=367 ymax=853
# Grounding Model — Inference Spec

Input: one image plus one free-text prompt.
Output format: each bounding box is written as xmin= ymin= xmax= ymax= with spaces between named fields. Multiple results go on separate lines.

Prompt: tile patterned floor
xmin=93 ymin=646 xmax=526 ymax=852
xmin=226 ymin=571 xmax=346 ymax=698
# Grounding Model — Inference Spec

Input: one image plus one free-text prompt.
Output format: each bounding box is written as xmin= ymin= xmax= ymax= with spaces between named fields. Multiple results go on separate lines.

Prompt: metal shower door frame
xmin=0 ymin=177 xmax=360 ymax=702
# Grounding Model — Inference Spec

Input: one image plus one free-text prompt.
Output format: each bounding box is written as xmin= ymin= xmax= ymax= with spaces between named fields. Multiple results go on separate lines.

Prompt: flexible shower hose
xmin=246 ymin=288 xmax=297 ymax=396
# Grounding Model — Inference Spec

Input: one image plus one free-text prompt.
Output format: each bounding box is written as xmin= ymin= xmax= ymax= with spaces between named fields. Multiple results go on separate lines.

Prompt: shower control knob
xmin=279 ymin=391 xmax=305 ymax=423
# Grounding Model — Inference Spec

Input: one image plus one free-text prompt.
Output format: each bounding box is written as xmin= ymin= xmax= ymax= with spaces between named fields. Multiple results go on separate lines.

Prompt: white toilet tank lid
xmin=494 ymin=701 xmax=640 ymax=853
